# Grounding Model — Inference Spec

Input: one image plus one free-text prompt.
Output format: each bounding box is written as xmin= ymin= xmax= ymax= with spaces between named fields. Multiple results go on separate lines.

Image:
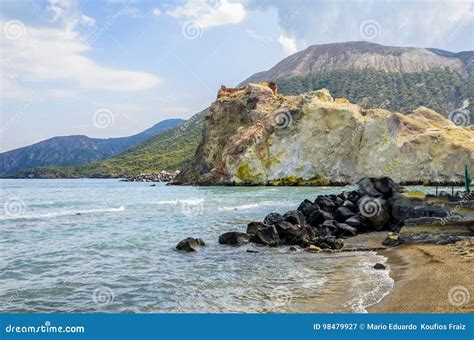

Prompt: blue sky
xmin=1 ymin=0 xmax=473 ymax=151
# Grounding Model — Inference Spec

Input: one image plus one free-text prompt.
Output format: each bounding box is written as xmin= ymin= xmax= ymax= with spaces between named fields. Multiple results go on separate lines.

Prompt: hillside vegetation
xmin=0 ymin=118 xmax=184 ymax=176
xmin=276 ymin=69 xmax=473 ymax=116
xmin=17 ymin=113 xmax=204 ymax=178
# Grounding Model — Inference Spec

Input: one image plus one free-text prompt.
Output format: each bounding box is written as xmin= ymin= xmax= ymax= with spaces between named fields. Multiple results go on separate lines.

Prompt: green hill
xmin=18 ymin=112 xmax=205 ymax=178
xmin=0 ymin=118 xmax=184 ymax=176
xmin=276 ymin=69 xmax=473 ymax=117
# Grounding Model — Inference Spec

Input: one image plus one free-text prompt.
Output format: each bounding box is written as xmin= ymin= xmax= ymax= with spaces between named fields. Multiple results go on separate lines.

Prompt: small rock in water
xmin=289 ymin=245 xmax=301 ymax=251
xmin=374 ymin=263 xmax=386 ymax=270
xmin=176 ymin=237 xmax=205 ymax=252
xmin=246 ymin=249 xmax=259 ymax=253
xmin=218 ymin=232 xmax=250 ymax=245
xmin=306 ymin=245 xmax=322 ymax=252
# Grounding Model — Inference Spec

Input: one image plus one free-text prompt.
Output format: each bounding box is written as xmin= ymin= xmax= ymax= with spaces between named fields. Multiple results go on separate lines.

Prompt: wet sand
xmin=369 ymin=240 xmax=474 ymax=313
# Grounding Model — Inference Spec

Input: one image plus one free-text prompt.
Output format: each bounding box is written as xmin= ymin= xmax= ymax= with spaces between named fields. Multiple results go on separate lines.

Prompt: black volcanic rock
xmin=218 ymin=232 xmax=250 ymax=245
xmin=251 ymin=225 xmax=280 ymax=247
xmin=246 ymin=221 xmax=269 ymax=235
xmin=282 ymin=210 xmax=306 ymax=225
xmin=176 ymin=237 xmax=205 ymax=252
xmin=263 ymin=213 xmax=283 ymax=225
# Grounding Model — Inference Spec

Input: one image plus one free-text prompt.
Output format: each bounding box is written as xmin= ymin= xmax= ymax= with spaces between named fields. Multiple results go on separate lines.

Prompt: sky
xmin=1 ymin=0 xmax=473 ymax=152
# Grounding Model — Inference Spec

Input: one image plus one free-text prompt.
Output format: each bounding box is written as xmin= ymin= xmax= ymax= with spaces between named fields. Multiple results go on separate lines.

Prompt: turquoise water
xmin=0 ymin=179 xmax=396 ymax=313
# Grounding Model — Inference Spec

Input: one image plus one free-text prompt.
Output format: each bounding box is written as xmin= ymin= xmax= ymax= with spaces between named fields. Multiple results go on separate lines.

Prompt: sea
xmin=0 ymin=179 xmax=436 ymax=313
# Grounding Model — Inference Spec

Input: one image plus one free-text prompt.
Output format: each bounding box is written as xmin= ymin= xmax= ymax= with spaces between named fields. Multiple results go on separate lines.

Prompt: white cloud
xmin=278 ymin=34 xmax=297 ymax=57
xmin=167 ymin=0 xmax=245 ymax=29
xmin=47 ymin=0 xmax=95 ymax=29
xmin=152 ymin=8 xmax=162 ymax=17
xmin=251 ymin=1 xmax=474 ymax=52
xmin=118 ymin=7 xmax=142 ymax=18
xmin=1 ymin=20 xmax=160 ymax=99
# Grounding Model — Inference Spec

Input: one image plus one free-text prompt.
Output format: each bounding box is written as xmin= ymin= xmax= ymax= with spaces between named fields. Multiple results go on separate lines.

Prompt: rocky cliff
xmin=175 ymin=84 xmax=474 ymax=185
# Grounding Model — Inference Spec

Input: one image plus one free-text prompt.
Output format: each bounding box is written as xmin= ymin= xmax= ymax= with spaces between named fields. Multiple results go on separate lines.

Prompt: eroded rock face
xmin=176 ymin=84 xmax=474 ymax=185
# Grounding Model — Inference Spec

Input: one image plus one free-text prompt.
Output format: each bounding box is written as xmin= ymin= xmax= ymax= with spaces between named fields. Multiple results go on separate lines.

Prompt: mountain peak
xmin=240 ymin=41 xmax=471 ymax=85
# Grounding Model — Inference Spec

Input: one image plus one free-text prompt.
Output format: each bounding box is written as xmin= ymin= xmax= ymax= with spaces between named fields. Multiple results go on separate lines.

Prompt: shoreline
xmin=0 ymin=177 xmax=468 ymax=187
xmin=369 ymin=241 xmax=474 ymax=313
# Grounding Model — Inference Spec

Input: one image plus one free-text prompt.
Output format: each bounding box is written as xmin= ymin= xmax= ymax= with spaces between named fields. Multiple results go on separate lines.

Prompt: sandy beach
xmin=369 ymin=240 xmax=474 ymax=313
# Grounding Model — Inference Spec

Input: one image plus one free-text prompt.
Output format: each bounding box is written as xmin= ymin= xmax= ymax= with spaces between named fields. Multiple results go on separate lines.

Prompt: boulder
xmin=339 ymin=191 xmax=351 ymax=201
xmin=274 ymin=221 xmax=301 ymax=241
xmin=373 ymin=177 xmax=397 ymax=197
xmin=297 ymin=200 xmax=325 ymax=227
xmin=334 ymin=206 xmax=356 ymax=222
xmin=320 ymin=210 xmax=334 ymax=221
xmin=390 ymin=195 xmax=450 ymax=229
xmin=246 ymin=221 xmax=268 ymax=235
xmin=263 ymin=212 xmax=283 ymax=225
xmin=334 ymin=196 xmax=344 ymax=206
xmin=176 ymin=237 xmax=205 ymax=252
xmin=334 ymin=223 xmax=358 ymax=238
xmin=345 ymin=213 xmax=369 ymax=231
xmin=218 ymin=232 xmax=251 ymax=245
xmin=319 ymin=220 xmax=338 ymax=236
xmin=313 ymin=236 xmax=344 ymax=250
xmin=297 ymin=199 xmax=314 ymax=214
xmin=251 ymin=225 xmax=280 ymax=246
xmin=357 ymin=178 xmax=383 ymax=197
xmin=358 ymin=196 xmax=390 ymax=230
xmin=282 ymin=210 xmax=306 ymax=225
xmin=342 ymin=200 xmax=357 ymax=212
xmin=316 ymin=198 xmax=337 ymax=213
xmin=306 ymin=208 xmax=325 ymax=227
xmin=348 ymin=191 xmax=362 ymax=204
